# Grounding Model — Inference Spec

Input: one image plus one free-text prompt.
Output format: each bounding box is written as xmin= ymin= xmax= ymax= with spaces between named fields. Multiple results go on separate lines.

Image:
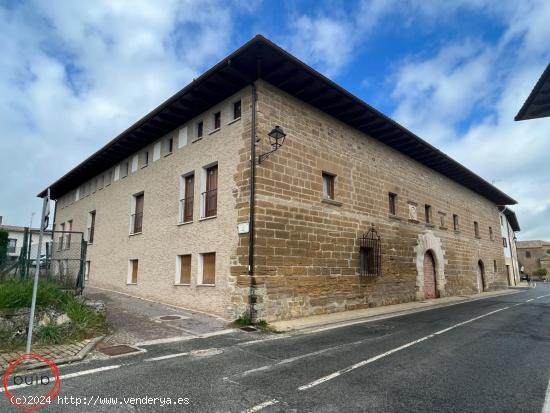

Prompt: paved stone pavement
xmin=84 ymin=287 xmax=230 ymax=346
xmin=0 ymin=339 xmax=92 ymax=369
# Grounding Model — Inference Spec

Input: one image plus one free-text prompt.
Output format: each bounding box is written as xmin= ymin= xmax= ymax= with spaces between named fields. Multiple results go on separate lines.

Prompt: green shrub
xmin=37 ymin=323 xmax=64 ymax=345
xmin=0 ymin=279 xmax=68 ymax=309
xmin=534 ymin=268 xmax=548 ymax=277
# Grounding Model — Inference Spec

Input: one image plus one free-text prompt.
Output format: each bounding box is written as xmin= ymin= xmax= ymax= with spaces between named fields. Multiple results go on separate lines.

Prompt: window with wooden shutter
xmin=201 ymin=253 xmax=216 ymax=285
xmin=178 ymin=255 xmax=191 ymax=284
xmin=132 ymin=193 xmax=144 ymax=233
xmin=180 ymin=174 xmax=194 ymax=223
xmin=203 ymin=165 xmax=218 ymax=218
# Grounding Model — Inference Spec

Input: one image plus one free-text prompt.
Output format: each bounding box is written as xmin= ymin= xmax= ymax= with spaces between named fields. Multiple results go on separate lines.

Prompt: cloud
xmin=0 ymin=0 xmax=239 ymax=226
xmin=386 ymin=0 xmax=550 ymax=240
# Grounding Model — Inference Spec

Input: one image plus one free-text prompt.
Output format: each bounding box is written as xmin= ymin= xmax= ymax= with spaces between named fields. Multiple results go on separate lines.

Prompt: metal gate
xmin=1 ymin=228 xmax=87 ymax=292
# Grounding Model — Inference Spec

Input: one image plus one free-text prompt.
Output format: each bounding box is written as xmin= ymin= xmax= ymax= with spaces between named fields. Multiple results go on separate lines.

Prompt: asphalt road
xmin=2 ymin=284 xmax=550 ymax=412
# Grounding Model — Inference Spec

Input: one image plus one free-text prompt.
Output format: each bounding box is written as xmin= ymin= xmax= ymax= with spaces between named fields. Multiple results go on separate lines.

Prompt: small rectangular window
xmin=474 ymin=221 xmax=480 ymax=238
xmin=131 ymin=193 xmax=144 ymax=234
xmin=201 ymin=252 xmax=216 ymax=285
xmin=526 ymin=251 xmax=531 ymax=258
xmin=425 ymin=205 xmax=432 ymax=224
xmin=85 ymin=261 xmax=90 ymax=281
xmin=180 ymin=174 xmax=194 ymax=223
xmin=233 ymin=100 xmax=241 ymax=120
xmin=128 ymin=259 xmax=138 ymax=284
xmin=7 ymin=239 xmax=16 ymax=254
xmin=213 ymin=111 xmax=221 ymax=130
xmin=196 ymin=121 xmax=204 ymax=139
xmin=140 ymin=150 xmax=149 ymax=168
xmin=177 ymin=254 xmax=191 ymax=285
xmin=489 ymin=226 xmax=494 ymax=241
xmin=502 ymin=237 xmax=507 ymax=248
xmin=202 ymin=165 xmax=218 ymax=218
xmin=87 ymin=210 xmax=96 ymax=243
xmin=105 ymin=170 xmax=113 ymax=186
xmin=359 ymin=230 xmax=381 ymax=277
xmin=439 ymin=212 xmax=446 ymax=228
xmin=164 ymin=137 xmax=173 ymax=156
xmin=322 ymin=172 xmax=335 ymax=200
xmin=453 ymin=214 xmax=459 ymax=231
xmin=493 ymin=260 xmax=497 ymax=272
xmin=389 ymin=193 xmax=397 ymax=215
xmin=121 ymin=162 xmax=129 ymax=179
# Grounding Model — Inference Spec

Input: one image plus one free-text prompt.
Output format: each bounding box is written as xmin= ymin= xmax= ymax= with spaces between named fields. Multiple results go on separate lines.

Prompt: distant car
xmin=520 ymin=274 xmax=529 ymax=281
xmin=30 ymin=255 xmax=48 ymax=267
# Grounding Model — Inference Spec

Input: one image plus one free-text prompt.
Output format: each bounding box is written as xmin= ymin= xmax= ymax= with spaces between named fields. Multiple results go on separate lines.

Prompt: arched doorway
xmin=423 ymin=251 xmax=438 ymax=299
xmin=477 ymin=260 xmax=485 ymax=292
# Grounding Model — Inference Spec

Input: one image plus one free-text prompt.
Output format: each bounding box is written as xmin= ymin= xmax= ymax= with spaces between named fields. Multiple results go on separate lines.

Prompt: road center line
xmin=527 ymin=299 xmax=535 ymax=302
xmin=537 ymin=294 xmax=550 ymax=299
xmin=243 ymin=399 xmax=279 ymax=412
xmin=298 ymin=307 xmax=509 ymax=391
xmin=145 ymin=352 xmax=189 ymax=362
xmin=0 ymin=365 xmax=121 ymax=392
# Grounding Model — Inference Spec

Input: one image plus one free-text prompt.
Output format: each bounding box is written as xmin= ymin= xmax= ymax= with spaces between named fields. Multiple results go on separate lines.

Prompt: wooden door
xmin=424 ymin=251 xmax=437 ymax=299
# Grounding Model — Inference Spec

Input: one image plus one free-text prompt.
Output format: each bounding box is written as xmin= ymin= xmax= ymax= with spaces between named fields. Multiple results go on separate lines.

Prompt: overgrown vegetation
xmin=533 ymin=268 xmax=548 ymax=277
xmin=231 ymin=314 xmax=273 ymax=332
xmin=0 ymin=279 xmax=108 ymax=351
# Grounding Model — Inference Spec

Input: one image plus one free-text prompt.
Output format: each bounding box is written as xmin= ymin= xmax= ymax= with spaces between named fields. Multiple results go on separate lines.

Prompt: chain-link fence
xmin=0 ymin=228 xmax=87 ymax=292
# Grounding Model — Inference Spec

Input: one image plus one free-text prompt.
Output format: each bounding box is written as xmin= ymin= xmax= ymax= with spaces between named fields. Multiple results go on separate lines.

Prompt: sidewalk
xmin=270 ymin=288 xmax=522 ymax=333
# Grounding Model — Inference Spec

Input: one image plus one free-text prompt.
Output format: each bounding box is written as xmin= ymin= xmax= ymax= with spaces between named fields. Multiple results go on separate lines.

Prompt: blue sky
xmin=0 ymin=0 xmax=549 ymax=239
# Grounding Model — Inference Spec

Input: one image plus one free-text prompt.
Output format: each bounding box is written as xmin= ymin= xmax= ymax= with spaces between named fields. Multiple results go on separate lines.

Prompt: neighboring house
xmin=0 ymin=223 xmax=53 ymax=263
xmin=39 ymin=35 xmax=517 ymax=321
xmin=497 ymin=207 xmax=521 ymax=285
xmin=516 ymin=240 xmax=550 ymax=276
xmin=515 ymin=62 xmax=550 ymax=121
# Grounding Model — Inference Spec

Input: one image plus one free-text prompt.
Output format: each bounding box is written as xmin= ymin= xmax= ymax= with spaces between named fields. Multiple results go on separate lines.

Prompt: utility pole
xmin=26 ymin=189 xmax=50 ymax=353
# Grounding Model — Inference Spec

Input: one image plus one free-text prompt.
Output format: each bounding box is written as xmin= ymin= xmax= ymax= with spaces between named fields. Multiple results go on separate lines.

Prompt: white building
xmin=498 ymin=207 xmax=520 ymax=285
xmin=0 ymin=223 xmax=53 ymax=264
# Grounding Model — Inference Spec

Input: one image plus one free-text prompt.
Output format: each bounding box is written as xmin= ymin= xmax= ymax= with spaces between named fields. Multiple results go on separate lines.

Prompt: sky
xmin=0 ymin=0 xmax=549 ymax=240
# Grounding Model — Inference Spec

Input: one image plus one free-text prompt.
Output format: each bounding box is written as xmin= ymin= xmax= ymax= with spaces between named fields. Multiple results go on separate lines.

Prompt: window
xmin=180 ymin=173 xmax=194 ymax=223
xmin=233 ymin=100 xmax=241 ymax=120
xmin=388 ymin=193 xmax=397 ymax=215
xmin=66 ymin=220 xmax=72 ymax=249
xmin=500 ymin=215 xmax=504 ymax=226
xmin=202 ymin=165 xmax=218 ymax=218
xmin=140 ymin=150 xmax=149 ymax=168
xmin=128 ymin=259 xmax=138 ymax=284
xmin=489 ymin=226 xmax=494 ymax=241
xmin=359 ymin=229 xmax=381 ymax=276
xmin=194 ymin=121 xmax=204 ymax=140
xmin=200 ymin=252 xmax=216 ymax=285
xmin=493 ymin=260 xmax=497 ymax=272
xmin=322 ymin=172 xmax=335 ymax=200
xmin=105 ymin=170 xmax=113 ymax=186
xmin=439 ymin=212 xmax=446 ymax=228
xmin=502 ymin=237 xmax=508 ymax=248
xmin=213 ymin=111 xmax=221 ymax=130
xmin=176 ymin=255 xmax=191 ymax=285
xmin=120 ymin=162 xmax=129 ymax=179
xmin=7 ymin=239 xmax=16 ymax=254
xmin=58 ymin=223 xmax=65 ymax=251
xmin=85 ymin=261 xmax=90 ymax=281
xmin=453 ymin=214 xmax=459 ymax=231
xmin=526 ymin=251 xmax=531 ymax=258
xmin=87 ymin=211 xmax=96 ymax=243
xmin=425 ymin=205 xmax=432 ymax=224
xmin=474 ymin=221 xmax=480 ymax=238
xmin=131 ymin=193 xmax=144 ymax=234
xmin=97 ymin=175 xmax=104 ymax=190
xmin=164 ymin=137 xmax=173 ymax=156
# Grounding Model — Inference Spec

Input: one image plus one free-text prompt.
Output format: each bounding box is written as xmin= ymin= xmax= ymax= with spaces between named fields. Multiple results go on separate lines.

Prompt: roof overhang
xmin=515 ymin=62 xmax=550 ymax=121
xmin=499 ymin=207 xmax=520 ymax=232
xmin=39 ymin=35 xmax=517 ymax=206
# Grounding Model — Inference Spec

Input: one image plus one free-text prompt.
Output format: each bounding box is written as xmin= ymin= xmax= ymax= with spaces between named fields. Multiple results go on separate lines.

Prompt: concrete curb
xmin=271 ymin=289 xmax=524 ymax=334
xmin=10 ymin=336 xmax=104 ymax=373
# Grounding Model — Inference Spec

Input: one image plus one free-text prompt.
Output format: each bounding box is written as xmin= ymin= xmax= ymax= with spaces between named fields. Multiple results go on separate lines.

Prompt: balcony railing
xmin=130 ymin=212 xmax=143 ymax=234
xmin=201 ymin=189 xmax=217 ymax=218
xmin=179 ymin=197 xmax=194 ymax=223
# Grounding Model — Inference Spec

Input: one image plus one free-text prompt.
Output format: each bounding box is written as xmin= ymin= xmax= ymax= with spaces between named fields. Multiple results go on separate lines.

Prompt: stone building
xmin=40 ymin=36 xmax=517 ymax=321
xmin=516 ymin=240 xmax=550 ymax=276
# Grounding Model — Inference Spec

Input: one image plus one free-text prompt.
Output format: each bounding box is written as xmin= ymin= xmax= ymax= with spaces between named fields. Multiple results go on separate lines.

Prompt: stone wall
xmin=245 ymin=80 xmax=509 ymax=321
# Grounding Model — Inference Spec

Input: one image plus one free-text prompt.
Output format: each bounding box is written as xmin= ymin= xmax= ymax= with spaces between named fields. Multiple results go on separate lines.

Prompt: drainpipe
xmin=248 ymin=81 xmax=257 ymax=323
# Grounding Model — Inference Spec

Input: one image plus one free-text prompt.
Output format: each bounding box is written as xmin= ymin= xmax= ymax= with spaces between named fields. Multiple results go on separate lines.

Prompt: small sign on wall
xmin=238 ymin=222 xmax=250 ymax=234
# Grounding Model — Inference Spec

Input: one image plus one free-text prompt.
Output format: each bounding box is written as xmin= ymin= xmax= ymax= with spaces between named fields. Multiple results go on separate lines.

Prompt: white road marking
xmin=0 ymin=365 xmax=121 ymax=392
xmin=537 ymin=294 xmax=550 ymax=299
xmin=543 ymin=378 xmax=550 ymax=413
xmin=526 ymin=299 xmax=535 ymax=302
xmin=298 ymin=307 xmax=509 ymax=391
xmin=145 ymin=352 xmax=189 ymax=362
xmin=243 ymin=399 xmax=279 ymax=412
xmin=136 ymin=329 xmax=235 ymax=346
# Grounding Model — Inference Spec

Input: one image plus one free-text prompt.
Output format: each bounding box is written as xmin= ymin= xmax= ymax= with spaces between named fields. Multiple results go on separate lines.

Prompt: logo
xmin=3 ymin=353 xmax=60 ymax=411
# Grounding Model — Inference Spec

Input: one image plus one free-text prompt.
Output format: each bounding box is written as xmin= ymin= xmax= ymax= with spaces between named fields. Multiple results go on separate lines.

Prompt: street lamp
xmin=258 ymin=126 xmax=286 ymax=164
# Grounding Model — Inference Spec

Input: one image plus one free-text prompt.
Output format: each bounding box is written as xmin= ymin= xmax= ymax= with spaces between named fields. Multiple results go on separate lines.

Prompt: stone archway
xmin=414 ymin=232 xmax=446 ymax=300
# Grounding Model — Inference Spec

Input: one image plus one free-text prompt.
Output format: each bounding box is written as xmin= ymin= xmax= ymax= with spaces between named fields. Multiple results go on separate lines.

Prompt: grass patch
xmin=0 ymin=279 xmax=109 ymax=351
